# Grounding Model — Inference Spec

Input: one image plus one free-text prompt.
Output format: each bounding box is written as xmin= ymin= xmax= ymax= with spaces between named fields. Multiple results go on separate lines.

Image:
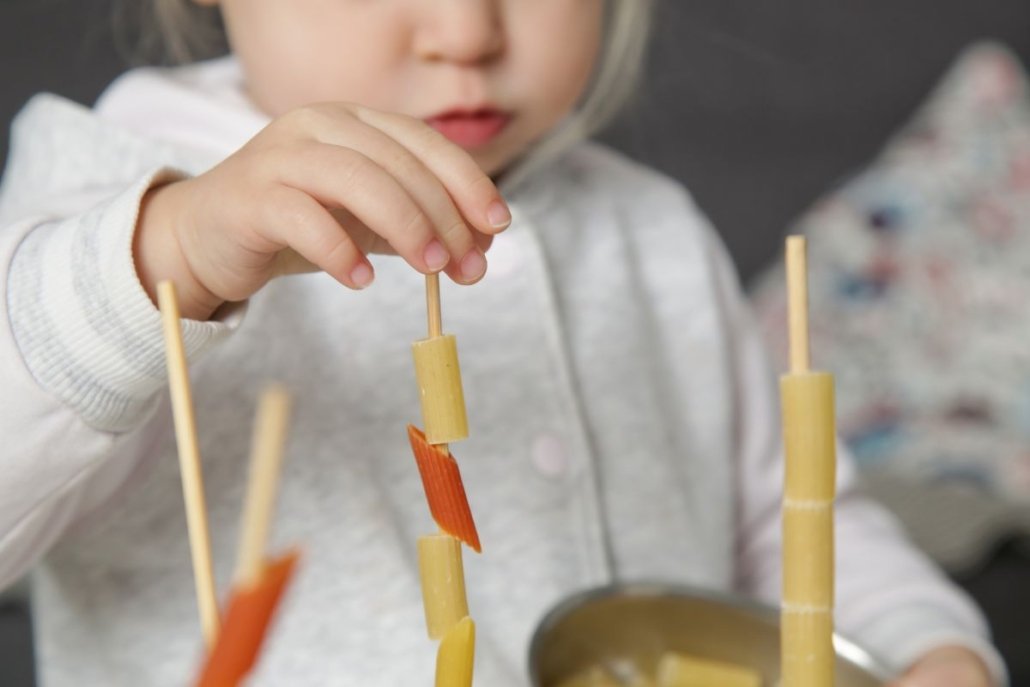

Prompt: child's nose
xmin=413 ymin=0 xmax=505 ymax=66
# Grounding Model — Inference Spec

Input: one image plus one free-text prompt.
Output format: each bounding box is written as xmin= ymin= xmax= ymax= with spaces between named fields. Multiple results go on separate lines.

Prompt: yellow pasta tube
xmin=412 ymin=335 xmax=469 ymax=444
xmin=781 ymin=506 xmax=833 ymax=607
xmin=781 ymin=372 xmax=836 ymax=503
xmin=655 ymin=652 xmax=762 ymax=687
xmin=418 ymin=534 xmax=469 ymax=639
xmin=781 ymin=611 xmax=834 ymax=684
xmin=780 ymin=371 xmax=836 ymax=687
xmin=435 ymin=616 xmax=475 ymax=687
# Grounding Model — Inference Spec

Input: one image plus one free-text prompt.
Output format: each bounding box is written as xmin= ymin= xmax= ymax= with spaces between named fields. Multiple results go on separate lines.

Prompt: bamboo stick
xmin=786 ymin=236 xmax=810 ymax=375
xmin=157 ymin=280 xmax=220 ymax=648
xmin=427 ymin=273 xmax=443 ymax=339
xmin=235 ymin=385 xmax=292 ymax=590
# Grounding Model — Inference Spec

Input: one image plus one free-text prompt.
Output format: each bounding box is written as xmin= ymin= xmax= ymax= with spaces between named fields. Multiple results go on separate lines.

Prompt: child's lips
xmin=425 ymin=109 xmax=511 ymax=148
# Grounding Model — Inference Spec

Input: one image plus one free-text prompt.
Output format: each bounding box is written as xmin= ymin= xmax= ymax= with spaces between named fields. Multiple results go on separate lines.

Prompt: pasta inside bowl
xmin=528 ymin=583 xmax=887 ymax=687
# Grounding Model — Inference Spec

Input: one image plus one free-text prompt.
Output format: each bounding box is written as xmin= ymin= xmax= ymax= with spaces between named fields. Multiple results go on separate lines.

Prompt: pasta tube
xmin=435 ymin=616 xmax=475 ymax=687
xmin=412 ymin=334 xmax=469 ymax=444
xmin=408 ymin=425 xmax=481 ymax=552
xmin=195 ymin=550 xmax=300 ymax=687
xmin=780 ymin=371 xmax=836 ymax=687
xmin=418 ymin=534 xmax=469 ymax=639
xmin=656 ymin=652 xmax=761 ymax=687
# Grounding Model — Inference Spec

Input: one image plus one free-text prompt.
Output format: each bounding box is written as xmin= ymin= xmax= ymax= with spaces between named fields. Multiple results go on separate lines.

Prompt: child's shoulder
xmin=95 ymin=57 xmax=265 ymax=160
xmin=95 ymin=57 xmax=248 ymax=120
xmin=8 ymin=92 xmax=96 ymax=147
xmin=0 ymin=91 xmax=167 ymax=219
xmin=0 ymin=61 xmax=244 ymax=218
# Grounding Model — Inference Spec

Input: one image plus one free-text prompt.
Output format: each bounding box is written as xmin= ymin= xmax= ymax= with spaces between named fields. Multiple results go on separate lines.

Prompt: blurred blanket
xmin=752 ymin=42 xmax=1030 ymax=572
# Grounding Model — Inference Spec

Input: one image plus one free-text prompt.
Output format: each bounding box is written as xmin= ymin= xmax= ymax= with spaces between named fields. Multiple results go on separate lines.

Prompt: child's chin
xmin=472 ymin=148 xmax=515 ymax=179
xmin=463 ymin=127 xmax=524 ymax=174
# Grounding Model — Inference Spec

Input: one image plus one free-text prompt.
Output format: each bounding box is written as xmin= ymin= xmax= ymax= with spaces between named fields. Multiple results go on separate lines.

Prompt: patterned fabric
xmin=751 ymin=43 xmax=1030 ymax=569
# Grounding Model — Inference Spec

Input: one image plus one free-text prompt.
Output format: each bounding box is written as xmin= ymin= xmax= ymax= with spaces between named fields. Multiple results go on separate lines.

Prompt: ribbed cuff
xmin=7 ymin=169 xmax=243 ymax=431
xmin=857 ymin=604 xmax=1009 ymax=686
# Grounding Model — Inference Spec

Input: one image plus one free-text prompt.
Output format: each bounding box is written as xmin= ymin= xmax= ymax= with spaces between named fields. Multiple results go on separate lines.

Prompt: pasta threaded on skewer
xmin=413 ymin=334 xmax=469 ymax=444
xmin=418 ymin=534 xmax=470 ymax=640
xmin=780 ymin=236 xmax=836 ymax=687
xmin=435 ymin=616 xmax=476 ymax=687
xmin=408 ymin=425 xmax=481 ymax=552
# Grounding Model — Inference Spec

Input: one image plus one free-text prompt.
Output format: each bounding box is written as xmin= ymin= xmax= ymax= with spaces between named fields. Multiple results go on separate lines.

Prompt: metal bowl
xmin=529 ymin=583 xmax=889 ymax=686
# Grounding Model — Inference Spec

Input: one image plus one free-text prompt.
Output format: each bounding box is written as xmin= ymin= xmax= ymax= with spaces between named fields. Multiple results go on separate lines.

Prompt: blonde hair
xmin=127 ymin=0 xmax=652 ymax=182
xmin=116 ymin=0 xmax=224 ymax=65
xmin=506 ymin=0 xmax=653 ymax=188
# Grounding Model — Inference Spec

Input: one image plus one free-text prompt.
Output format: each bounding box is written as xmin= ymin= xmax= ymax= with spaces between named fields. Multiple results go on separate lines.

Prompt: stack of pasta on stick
xmin=648 ymin=236 xmax=838 ymax=687
xmin=780 ymin=235 xmax=837 ymax=687
xmin=558 ymin=236 xmax=838 ymax=687
xmin=409 ymin=273 xmax=481 ymax=687
xmin=157 ymin=281 xmax=299 ymax=687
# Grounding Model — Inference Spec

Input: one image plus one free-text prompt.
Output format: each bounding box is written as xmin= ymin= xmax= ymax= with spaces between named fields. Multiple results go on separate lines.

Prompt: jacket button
xmin=532 ymin=434 xmax=568 ymax=476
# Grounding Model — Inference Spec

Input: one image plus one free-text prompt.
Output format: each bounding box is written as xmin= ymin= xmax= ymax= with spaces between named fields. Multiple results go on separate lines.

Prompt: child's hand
xmin=135 ymin=103 xmax=512 ymax=320
xmin=888 ymin=646 xmax=994 ymax=687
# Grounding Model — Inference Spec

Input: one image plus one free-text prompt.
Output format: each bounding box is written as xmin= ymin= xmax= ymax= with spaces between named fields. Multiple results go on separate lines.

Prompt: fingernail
xmin=460 ymin=249 xmax=487 ymax=281
xmin=423 ymin=239 xmax=450 ymax=272
xmin=350 ymin=262 xmax=374 ymax=289
xmin=487 ymin=200 xmax=511 ymax=229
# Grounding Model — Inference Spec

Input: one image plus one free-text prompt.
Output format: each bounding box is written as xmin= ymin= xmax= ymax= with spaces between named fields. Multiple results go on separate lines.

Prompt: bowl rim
xmin=527 ymin=581 xmax=891 ymax=684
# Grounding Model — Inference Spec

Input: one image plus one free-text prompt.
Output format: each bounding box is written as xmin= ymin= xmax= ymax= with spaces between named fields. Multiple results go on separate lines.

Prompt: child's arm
xmin=701 ymin=232 xmax=1006 ymax=684
xmin=0 ymin=168 xmax=204 ymax=590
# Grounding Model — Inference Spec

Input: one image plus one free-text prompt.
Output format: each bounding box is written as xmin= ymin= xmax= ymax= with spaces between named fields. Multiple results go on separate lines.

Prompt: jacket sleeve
xmin=708 ymin=231 xmax=1008 ymax=684
xmin=0 ymin=169 xmax=238 ymax=590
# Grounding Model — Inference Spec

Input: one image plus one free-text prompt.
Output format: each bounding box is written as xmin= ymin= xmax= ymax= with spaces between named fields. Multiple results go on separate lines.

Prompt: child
xmin=0 ymin=1 xmax=1003 ymax=685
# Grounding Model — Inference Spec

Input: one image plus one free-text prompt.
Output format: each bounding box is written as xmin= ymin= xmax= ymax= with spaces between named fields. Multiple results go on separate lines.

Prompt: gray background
xmin=2 ymin=0 xmax=1030 ymax=684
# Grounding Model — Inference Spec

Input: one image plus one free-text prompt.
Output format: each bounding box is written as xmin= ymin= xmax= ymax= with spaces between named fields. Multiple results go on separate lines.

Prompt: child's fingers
xmin=262 ymin=187 xmax=374 ymax=289
xmin=315 ymin=124 xmax=487 ymax=282
xmin=326 ymin=208 xmax=493 ymax=257
xmin=353 ymin=108 xmax=512 ymax=235
xmin=274 ymin=143 xmax=451 ymax=278
xmin=440 ymin=232 xmax=494 ymax=284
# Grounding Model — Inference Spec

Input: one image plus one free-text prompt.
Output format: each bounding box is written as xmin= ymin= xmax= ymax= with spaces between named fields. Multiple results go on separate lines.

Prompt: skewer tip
xmin=785 ymin=235 xmax=811 ymax=375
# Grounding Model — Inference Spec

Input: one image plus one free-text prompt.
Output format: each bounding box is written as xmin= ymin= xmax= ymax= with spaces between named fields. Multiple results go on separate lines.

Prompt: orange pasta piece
xmin=195 ymin=550 xmax=300 ymax=687
xmin=407 ymin=425 xmax=481 ymax=553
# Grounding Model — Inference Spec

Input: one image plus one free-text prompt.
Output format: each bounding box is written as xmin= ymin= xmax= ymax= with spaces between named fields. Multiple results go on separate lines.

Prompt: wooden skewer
xmin=235 ymin=385 xmax=292 ymax=590
xmin=426 ymin=273 xmax=443 ymax=339
xmin=786 ymin=236 xmax=810 ymax=374
xmin=424 ymin=274 xmax=448 ymax=454
xmin=157 ymin=280 xmax=220 ymax=648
